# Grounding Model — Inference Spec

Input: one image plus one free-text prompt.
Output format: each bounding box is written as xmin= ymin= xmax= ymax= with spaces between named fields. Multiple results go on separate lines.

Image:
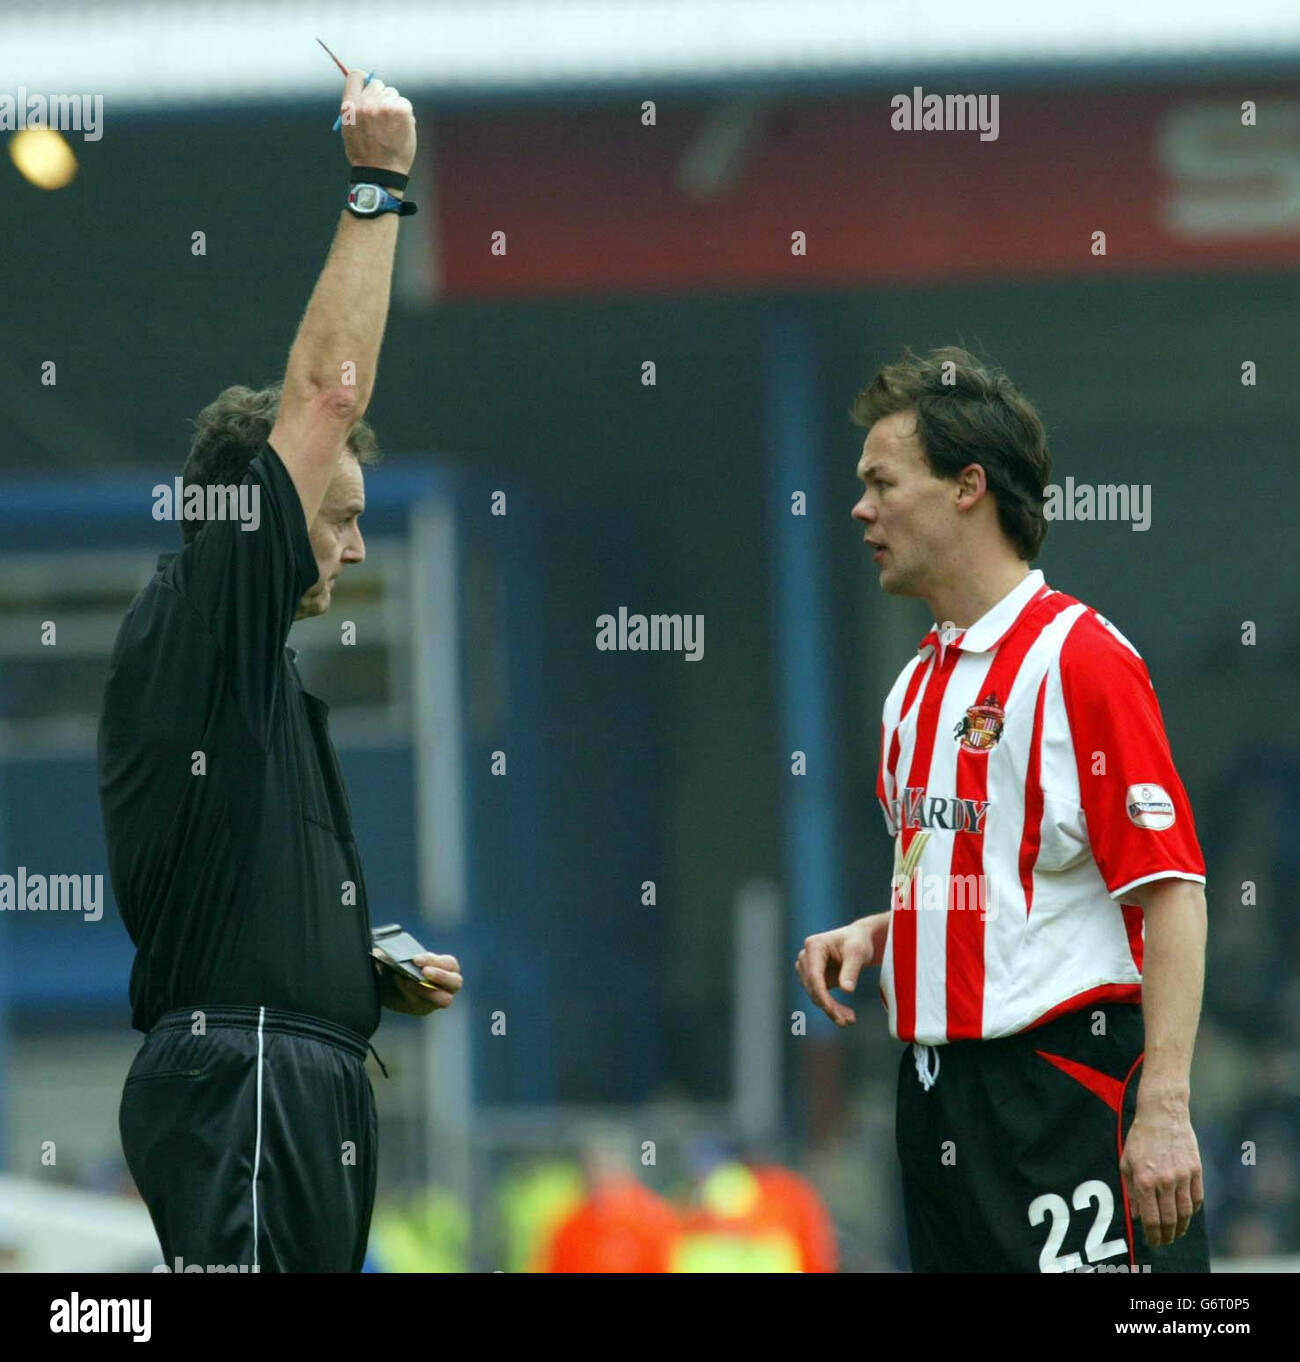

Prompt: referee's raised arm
xmin=269 ymin=66 xmax=416 ymax=526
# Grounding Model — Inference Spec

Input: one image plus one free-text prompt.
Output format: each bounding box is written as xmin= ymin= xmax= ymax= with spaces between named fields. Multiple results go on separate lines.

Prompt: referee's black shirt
xmin=98 ymin=442 xmax=381 ymax=1039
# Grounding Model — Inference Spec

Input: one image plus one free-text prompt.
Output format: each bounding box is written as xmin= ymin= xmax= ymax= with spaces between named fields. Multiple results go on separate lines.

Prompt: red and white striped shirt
xmin=875 ymin=568 xmax=1205 ymax=1045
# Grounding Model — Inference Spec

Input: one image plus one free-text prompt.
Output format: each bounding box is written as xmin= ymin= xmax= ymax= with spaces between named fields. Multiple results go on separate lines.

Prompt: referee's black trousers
xmin=120 ymin=1005 xmax=378 ymax=1273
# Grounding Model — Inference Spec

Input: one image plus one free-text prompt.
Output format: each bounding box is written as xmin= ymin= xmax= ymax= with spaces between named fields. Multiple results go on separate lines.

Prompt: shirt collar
xmin=917 ymin=568 xmax=1047 ymax=659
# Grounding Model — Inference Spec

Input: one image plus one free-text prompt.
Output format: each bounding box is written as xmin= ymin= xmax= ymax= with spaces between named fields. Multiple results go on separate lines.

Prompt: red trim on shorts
xmin=1020 ymin=983 xmax=1142 ymax=1033
xmin=1034 ymin=1050 xmax=1124 ymax=1113
xmin=1116 ymin=1051 xmax=1145 ymax=1270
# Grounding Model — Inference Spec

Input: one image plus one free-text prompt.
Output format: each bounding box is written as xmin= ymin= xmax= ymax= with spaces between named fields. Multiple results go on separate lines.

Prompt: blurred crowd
xmin=365 ymin=1144 xmax=839 ymax=1273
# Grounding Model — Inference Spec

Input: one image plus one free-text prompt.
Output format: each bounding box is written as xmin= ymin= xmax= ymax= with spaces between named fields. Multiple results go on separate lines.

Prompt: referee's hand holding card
xmin=373 ymin=946 xmax=463 ymax=1017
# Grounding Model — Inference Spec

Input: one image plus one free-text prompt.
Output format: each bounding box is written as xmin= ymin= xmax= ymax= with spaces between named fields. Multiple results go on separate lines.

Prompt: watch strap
xmin=349 ymin=165 xmax=409 ymax=191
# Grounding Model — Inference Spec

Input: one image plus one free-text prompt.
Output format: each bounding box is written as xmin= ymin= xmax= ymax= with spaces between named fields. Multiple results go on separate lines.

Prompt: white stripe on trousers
xmin=251 ymin=1005 xmax=266 ymax=1270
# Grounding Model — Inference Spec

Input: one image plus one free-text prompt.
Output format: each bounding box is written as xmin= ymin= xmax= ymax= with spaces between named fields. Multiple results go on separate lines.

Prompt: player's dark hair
xmin=179 ymin=382 xmax=380 ymax=544
xmin=849 ymin=345 xmax=1051 ymax=561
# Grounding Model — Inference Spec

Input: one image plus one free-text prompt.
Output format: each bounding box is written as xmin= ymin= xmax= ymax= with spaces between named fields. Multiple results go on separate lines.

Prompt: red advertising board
xmin=427 ymin=84 xmax=1300 ymax=297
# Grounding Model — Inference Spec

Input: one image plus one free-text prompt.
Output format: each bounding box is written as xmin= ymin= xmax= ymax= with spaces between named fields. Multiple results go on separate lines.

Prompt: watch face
xmin=351 ymin=184 xmax=381 ymax=212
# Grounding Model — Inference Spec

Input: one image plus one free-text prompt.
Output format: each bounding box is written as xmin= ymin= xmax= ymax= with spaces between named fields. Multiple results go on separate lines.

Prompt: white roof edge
xmin=3 ymin=0 xmax=1299 ymax=111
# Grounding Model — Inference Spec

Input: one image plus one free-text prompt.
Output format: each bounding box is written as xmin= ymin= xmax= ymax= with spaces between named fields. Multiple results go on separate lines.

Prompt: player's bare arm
xmin=269 ymin=67 xmax=416 ymax=526
xmin=796 ymin=912 xmax=890 ymax=1027
xmin=1119 ymin=877 xmax=1207 ymax=1248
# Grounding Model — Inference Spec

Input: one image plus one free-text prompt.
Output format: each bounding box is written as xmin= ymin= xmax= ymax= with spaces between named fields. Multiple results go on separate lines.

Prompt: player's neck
xmin=924 ymin=560 xmax=1031 ymax=631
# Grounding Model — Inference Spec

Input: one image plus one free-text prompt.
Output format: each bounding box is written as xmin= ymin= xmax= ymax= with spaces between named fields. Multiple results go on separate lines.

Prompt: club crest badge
xmin=954 ymin=692 xmax=1005 ymax=752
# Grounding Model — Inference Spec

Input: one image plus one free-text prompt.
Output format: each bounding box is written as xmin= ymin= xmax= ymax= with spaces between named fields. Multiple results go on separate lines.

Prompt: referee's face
xmin=297 ymin=451 xmax=366 ymax=620
xmin=852 ymin=412 xmax=956 ymax=598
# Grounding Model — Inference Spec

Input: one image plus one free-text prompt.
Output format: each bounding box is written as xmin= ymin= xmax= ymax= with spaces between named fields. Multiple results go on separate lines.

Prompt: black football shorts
xmin=896 ymin=1001 xmax=1210 ymax=1273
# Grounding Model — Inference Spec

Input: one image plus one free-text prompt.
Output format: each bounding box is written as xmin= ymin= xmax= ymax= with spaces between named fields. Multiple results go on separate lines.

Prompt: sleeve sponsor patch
xmin=1125 ymin=784 xmax=1175 ymax=830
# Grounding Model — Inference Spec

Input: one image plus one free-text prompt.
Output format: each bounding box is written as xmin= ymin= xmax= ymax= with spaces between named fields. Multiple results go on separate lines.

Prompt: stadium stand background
xmin=1 ymin=2 xmax=1297 ymax=1269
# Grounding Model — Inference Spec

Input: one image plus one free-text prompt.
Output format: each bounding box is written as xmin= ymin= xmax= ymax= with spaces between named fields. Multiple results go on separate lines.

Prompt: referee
xmin=98 ymin=69 xmax=461 ymax=1273
xmin=797 ymin=347 xmax=1210 ymax=1273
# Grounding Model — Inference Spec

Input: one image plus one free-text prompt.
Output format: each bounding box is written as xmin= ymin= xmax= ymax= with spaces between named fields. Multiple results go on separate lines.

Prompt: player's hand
xmin=795 ymin=920 xmax=875 ymax=1027
xmin=378 ymin=951 xmax=462 ymax=1017
xmin=339 ymin=69 xmax=416 ymax=176
xmin=1119 ymin=1098 xmax=1204 ymax=1248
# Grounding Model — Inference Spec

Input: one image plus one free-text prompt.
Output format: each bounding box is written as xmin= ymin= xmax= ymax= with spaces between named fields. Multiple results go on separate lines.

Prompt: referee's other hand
xmin=339 ymin=68 xmax=416 ymax=176
xmin=386 ymin=952 xmax=463 ymax=1017
xmin=796 ymin=921 xmax=875 ymax=1027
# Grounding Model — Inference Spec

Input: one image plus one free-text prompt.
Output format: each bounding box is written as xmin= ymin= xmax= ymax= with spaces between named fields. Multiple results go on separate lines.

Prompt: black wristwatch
xmin=346 ymin=183 xmax=417 ymax=218
xmin=346 ymin=164 xmax=417 ymax=218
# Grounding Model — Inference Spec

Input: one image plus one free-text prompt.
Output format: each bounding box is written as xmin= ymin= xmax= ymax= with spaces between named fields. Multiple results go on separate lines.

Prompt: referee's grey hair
xmin=849 ymin=345 xmax=1051 ymax=561
xmin=179 ymin=382 xmax=380 ymax=545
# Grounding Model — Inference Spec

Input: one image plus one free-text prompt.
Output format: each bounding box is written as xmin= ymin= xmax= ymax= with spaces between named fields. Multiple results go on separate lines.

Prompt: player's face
xmin=851 ymin=411 xmax=956 ymax=598
xmin=297 ymin=452 xmax=366 ymax=620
